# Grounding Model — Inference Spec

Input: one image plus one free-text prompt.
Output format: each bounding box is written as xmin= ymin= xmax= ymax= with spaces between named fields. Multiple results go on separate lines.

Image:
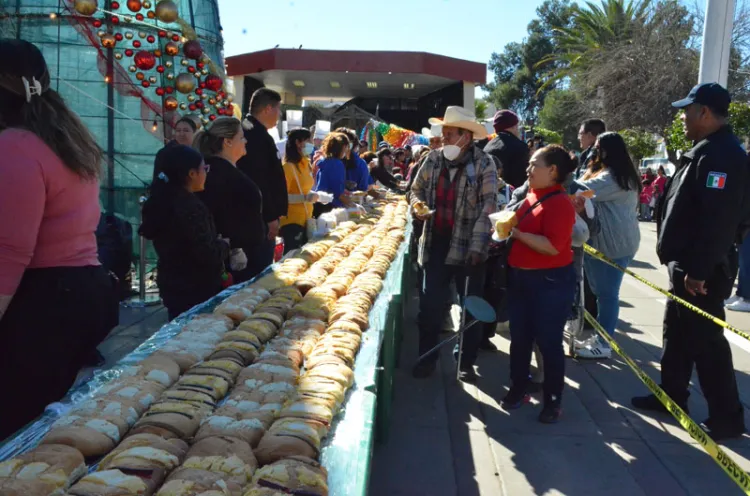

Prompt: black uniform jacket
xmin=656 ymin=125 xmax=749 ymax=281
xmin=237 ymin=115 xmax=288 ymax=223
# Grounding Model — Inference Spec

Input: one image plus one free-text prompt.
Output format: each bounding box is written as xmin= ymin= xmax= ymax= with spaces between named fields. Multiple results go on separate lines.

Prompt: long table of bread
xmin=0 ymin=196 xmax=410 ymax=496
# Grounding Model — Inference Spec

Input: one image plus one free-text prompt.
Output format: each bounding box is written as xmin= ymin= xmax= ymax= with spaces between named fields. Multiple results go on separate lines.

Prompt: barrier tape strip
xmin=583 ymin=311 xmax=750 ymax=493
xmin=583 ymin=244 xmax=750 ymax=343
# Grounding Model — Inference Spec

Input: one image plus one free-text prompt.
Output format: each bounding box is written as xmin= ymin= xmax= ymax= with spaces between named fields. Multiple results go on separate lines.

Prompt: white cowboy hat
xmin=421 ymin=124 xmax=443 ymax=139
xmin=429 ymin=106 xmax=487 ymax=139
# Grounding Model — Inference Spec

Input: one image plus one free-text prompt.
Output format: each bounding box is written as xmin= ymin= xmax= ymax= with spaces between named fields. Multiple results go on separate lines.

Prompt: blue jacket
xmin=345 ymin=154 xmax=372 ymax=192
xmin=315 ymin=157 xmax=346 ymax=207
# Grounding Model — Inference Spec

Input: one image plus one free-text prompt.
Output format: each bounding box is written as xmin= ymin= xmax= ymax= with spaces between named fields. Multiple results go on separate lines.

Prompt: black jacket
xmin=575 ymin=146 xmax=595 ymax=178
xmin=197 ymin=156 xmax=266 ymax=255
xmin=656 ymin=126 xmax=749 ymax=281
xmin=483 ymin=131 xmax=530 ymax=188
xmin=139 ymin=187 xmax=228 ymax=294
xmin=152 ymin=140 xmax=179 ymax=184
xmin=237 ymin=116 xmax=288 ymax=223
xmin=371 ymin=162 xmax=401 ymax=191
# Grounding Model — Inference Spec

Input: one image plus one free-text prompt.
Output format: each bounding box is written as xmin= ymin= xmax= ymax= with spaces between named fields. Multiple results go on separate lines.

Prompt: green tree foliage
xmin=537 ymin=89 xmax=584 ymax=148
xmin=485 ymin=0 xmax=575 ymax=122
xmin=619 ymin=128 xmax=658 ymax=163
xmin=729 ymin=102 xmax=750 ymax=140
xmin=534 ymin=127 xmax=563 ymax=144
xmin=475 ymin=100 xmax=488 ymax=120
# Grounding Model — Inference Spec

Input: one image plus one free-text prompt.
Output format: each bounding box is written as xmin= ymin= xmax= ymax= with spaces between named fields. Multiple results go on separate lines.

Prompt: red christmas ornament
xmin=195 ymin=88 xmax=203 ymax=95
xmin=135 ymin=13 xmax=144 ymax=20
xmin=171 ymin=34 xmax=180 ymax=42
xmin=197 ymin=62 xmax=205 ymax=69
xmin=114 ymin=33 xmax=123 ymax=41
xmin=182 ymin=40 xmax=203 ymax=60
xmin=187 ymin=66 xmax=196 ymax=74
xmin=111 ymin=1 xmax=120 ymax=9
xmin=124 ymin=49 xmax=134 ymax=57
xmin=156 ymin=65 xmax=165 ymax=73
xmin=147 ymin=35 xmax=155 ymax=43
xmin=205 ymin=75 xmax=222 ymax=92
xmin=165 ymin=96 xmax=178 ymax=111
xmin=188 ymin=104 xmax=197 ymax=111
xmin=126 ymin=0 xmax=141 ymax=12
xmin=155 ymin=87 xmax=165 ymax=96
xmin=111 ymin=15 xmax=119 ymax=24
xmin=93 ymin=19 xmax=103 ymax=28
xmin=158 ymin=30 xmax=167 ymax=38
xmin=133 ymin=40 xmax=141 ymax=48
xmin=199 ymin=82 xmax=206 ymax=89
xmin=209 ymin=115 xmax=217 ymax=121
xmin=165 ymin=87 xmax=174 ymax=94
xmin=195 ymin=101 xmax=204 ymax=109
xmin=142 ymin=81 xmax=150 ymax=88
xmin=134 ymin=50 xmax=156 ymax=70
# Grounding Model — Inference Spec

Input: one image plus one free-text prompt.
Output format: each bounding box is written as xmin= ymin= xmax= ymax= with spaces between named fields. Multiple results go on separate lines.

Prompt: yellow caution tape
xmin=583 ymin=244 xmax=750 ymax=343
xmin=583 ymin=311 xmax=750 ymax=494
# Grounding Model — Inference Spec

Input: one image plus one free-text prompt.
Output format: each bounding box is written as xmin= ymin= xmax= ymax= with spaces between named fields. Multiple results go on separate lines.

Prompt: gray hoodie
xmin=580 ymin=169 xmax=640 ymax=260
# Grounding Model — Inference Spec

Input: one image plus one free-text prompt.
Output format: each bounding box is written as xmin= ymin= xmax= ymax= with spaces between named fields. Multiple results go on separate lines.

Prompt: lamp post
xmin=699 ymin=0 xmax=735 ymax=87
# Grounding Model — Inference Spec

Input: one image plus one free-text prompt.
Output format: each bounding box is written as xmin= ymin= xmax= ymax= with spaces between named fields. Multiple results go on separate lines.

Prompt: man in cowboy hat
xmin=411 ymin=106 xmax=498 ymax=382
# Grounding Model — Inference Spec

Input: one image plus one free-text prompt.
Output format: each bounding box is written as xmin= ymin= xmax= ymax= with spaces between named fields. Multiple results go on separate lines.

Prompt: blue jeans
xmin=737 ymin=234 xmax=750 ymax=299
xmin=583 ymin=255 xmax=633 ymax=336
xmin=508 ymin=265 xmax=576 ymax=398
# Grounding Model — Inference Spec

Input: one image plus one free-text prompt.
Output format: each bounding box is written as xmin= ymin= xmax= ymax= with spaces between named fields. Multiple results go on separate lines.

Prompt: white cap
xmin=314 ymin=120 xmax=331 ymax=139
xmin=287 ymin=110 xmax=303 ymax=128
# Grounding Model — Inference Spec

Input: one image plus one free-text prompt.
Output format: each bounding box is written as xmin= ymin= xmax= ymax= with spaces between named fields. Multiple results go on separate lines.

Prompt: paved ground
xmin=96 ymin=223 xmax=750 ymax=495
xmin=369 ymin=223 xmax=750 ymax=496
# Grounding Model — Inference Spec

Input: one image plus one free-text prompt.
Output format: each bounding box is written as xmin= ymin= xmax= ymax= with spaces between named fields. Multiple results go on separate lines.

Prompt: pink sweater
xmin=0 ymin=129 xmax=101 ymax=295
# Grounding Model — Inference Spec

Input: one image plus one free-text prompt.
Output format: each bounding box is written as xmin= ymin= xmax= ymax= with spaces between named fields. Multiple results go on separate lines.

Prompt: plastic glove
xmin=305 ymin=192 xmax=319 ymax=202
xmin=316 ymin=191 xmax=334 ymax=204
xmin=229 ymin=248 xmax=248 ymax=271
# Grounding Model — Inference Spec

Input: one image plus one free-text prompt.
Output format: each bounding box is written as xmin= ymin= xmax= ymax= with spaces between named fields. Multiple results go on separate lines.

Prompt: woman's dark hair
xmin=151 ymin=145 xmax=204 ymax=195
xmin=658 ymin=165 xmax=666 ymax=175
xmin=334 ymin=127 xmax=359 ymax=169
xmin=377 ymin=148 xmax=392 ymax=163
xmin=0 ymin=39 xmax=101 ymax=180
xmin=597 ymin=132 xmax=642 ymax=192
xmin=321 ymin=132 xmax=349 ymax=159
xmin=537 ymin=144 xmax=578 ymax=184
xmin=393 ymin=149 xmax=405 ymax=160
xmin=175 ymin=116 xmax=198 ymax=131
xmin=360 ymin=151 xmax=376 ymax=163
xmin=285 ymin=127 xmax=311 ymax=164
xmin=193 ymin=116 xmax=241 ymax=157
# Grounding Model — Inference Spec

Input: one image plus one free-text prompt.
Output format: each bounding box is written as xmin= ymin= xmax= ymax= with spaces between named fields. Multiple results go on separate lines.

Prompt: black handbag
xmin=493 ymin=190 xmax=565 ymax=288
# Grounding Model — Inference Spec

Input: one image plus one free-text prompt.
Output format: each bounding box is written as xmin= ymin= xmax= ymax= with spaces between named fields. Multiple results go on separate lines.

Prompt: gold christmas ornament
xmin=208 ymin=98 xmax=216 ymax=105
xmin=129 ymin=65 xmax=137 ymax=72
xmin=165 ymin=61 xmax=173 ymax=68
xmin=179 ymin=103 xmax=187 ymax=110
xmin=155 ymin=0 xmax=178 ymax=23
xmin=175 ymin=73 xmax=195 ymax=93
xmin=166 ymin=73 xmax=175 ymax=80
xmin=164 ymin=96 xmax=178 ymax=110
xmin=200 ymin=93 xmax=208 ymax=100
xmin=226 ymin=94 xmax=233 ymax=102
xmin=202 ymin=107 xmax=211 ymax=115
xmin=143 ymin=0 xmax=151 ymax=7
xmin=97 ymin=30 xmax=106 ymax=38
xmin=200 ymin=68 xmax=208 ymax=75
xmin=187 ymin=94 xmax=195 ymax=102
xmin=201 ymin=117 xmax=209 ymax=125
xmin=114 ymin=52 xmax=123 ymax=60
xmin=164 ymin=42 xmax=179 ymax=56
xmin=101 ymin=34 xmax=117 ymax=48
xmin=193 ymin=72 xmax=201 ymax=79
xmin=74 ymin=0 xmax=98 ymax=16
xmin=138 ymin=31 xmax=147 ymax=38
xmin=181 ymin=60 xmax=189 ymax=66
xmin=125 ymin=32 xmax=134 ymax=40
xmin=149 ymin=76 xmax=157 ymax=83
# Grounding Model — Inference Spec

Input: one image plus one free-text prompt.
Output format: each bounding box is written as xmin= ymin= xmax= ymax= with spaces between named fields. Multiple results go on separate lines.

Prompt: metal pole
xmin=456 ymin=277 xmax=469 ymax=380
xmin=699 ymin=0 xmax=735 ymax=87
xmin=138 ymin=234 xmax=147 ymax=301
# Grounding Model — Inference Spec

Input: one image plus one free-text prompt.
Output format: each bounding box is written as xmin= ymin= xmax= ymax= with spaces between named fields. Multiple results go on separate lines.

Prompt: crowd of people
xmin=0 ymin=37 xmax=747 ymax=439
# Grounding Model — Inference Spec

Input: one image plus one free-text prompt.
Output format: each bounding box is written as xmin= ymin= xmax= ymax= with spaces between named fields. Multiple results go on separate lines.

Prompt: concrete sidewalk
xmin=370 ymin=223 xmax=750 ymax=496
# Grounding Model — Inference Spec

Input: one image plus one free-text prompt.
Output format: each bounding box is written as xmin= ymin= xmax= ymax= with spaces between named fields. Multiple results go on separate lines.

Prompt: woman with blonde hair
xmin=0 ymin=40 xmax=118 ymax=437
xmin=194 ymin=117 xmax=266 ymax=282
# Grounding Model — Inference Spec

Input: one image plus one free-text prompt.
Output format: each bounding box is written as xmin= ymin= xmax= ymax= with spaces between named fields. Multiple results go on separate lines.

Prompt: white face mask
xmin=303 ymin=142 xmax=314 ymax=155
xmin=442 ymin=134 xmax=467 ymax=161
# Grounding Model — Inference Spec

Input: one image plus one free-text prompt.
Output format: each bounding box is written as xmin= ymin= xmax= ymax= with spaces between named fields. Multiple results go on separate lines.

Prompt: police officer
xmin=631 ymin=83 xmax=748 ymax=440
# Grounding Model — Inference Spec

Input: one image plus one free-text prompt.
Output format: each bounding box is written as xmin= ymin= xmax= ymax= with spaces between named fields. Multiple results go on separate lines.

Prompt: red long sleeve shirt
xmin=508 ymin=184 xmax=575 ymax=269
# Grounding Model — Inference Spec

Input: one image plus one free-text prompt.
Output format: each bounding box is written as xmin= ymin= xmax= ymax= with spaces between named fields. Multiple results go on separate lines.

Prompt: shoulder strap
xmin=518 ymin=190 xmax=564 ymax=223
xmin=288 ymin=163 xmax=311 ymax=218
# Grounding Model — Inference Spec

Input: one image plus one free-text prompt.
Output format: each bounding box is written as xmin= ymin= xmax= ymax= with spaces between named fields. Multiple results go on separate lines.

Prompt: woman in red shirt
xmin=501 ymin=145 xmax=578 ymax=424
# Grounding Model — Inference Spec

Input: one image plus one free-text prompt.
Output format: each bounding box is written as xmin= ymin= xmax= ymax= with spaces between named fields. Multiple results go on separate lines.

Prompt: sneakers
xmin=726 ymin=297 xmax=750 ymax=313
xmin=631 ymin=393 xmax=688 ymax=414
xmin=573 ymin=335 xmax=611 ymax=359
xmin=725 ymin=295 xmax=741 ymax=306
xmin=539 ymin=396 xmax=562 ymax=424
xmin=502 ymin=387 xmax=531 ymax=410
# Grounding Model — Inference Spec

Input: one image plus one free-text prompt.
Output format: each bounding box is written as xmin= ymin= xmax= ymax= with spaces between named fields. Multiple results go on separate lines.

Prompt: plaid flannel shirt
xmin=410 ymin=146 xmax=498 ymax=266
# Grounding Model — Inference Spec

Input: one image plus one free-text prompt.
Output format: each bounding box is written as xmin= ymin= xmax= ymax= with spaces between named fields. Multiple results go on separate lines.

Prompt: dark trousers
xmin=280 ymin=223 xmax=307 ymax=253
xmin=234 ymin=238 xmax=274 ymax=284
xmin=661 ymin=259 xmax=744 ymax=426
xmin=418 ymin=235 xmax=486 ymax=367
xmin=483 ymin=252 xmax=509 ymax=339
xmin=0 ymin=266 xmax=118 ymax=440
xmin=582 ymin=271 xmax=598 ymax=330
xmin=508 ymin=265 xmax=576 ymax=399
xmin=161 ymin=281 xmax=223 ymax=321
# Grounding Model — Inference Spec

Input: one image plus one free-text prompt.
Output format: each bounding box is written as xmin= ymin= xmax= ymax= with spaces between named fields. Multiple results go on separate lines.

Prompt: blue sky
xmin=217 ymin=0 xmax=547 ymax=93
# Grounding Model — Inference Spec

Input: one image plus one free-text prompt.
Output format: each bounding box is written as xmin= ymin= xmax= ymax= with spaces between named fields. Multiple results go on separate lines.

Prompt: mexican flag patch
xmin=706 ymin=171 xmax=727 ymax=189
